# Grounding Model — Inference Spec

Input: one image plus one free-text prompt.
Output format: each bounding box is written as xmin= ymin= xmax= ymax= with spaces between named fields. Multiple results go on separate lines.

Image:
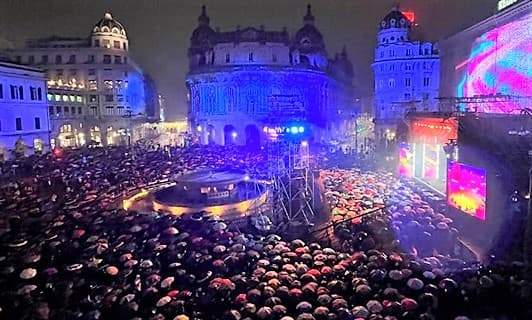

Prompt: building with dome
xmin=372 ymin=6 xmax=440 ymax=139
xmin=186 ymin=5 xmax=355 ymax=146
xmin=5 ymin=13 xmax=150 ymax=148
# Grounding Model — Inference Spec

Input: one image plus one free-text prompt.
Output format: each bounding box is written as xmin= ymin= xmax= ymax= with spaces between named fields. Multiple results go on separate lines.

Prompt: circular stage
xmin=151 ymin=169 xmax=267 ymax=218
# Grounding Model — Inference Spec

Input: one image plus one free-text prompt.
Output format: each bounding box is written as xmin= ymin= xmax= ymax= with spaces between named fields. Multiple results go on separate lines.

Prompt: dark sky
xmin=0 ymin=0 xmax=499 ymax=120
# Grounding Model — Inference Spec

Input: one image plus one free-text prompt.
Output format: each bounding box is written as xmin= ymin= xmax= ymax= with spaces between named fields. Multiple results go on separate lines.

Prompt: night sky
xmin=0 ymin=0 xmax=499 ymax=120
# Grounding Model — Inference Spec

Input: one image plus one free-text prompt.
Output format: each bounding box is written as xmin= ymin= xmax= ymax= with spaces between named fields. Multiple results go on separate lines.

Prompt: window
xmin=380 ymin=51 xmax=384 ymax=58
xmin=10 ymin=85 xmax=17 ymax=99
xmin=18 ymin=86 xmax=24 ymax=100
xmin=54 ymin=94 xmax=60 ymax=101
xmin=405 ymin=64 xmax=412 ymax=71
xmin=102 ymin=39 xmax=110 ymax=48
xmin=123 ymin=57 xmax=128 ymax=64
xmin=424 ymin=48 xmax=430 ymax=55
xmin=113 ymin=40 xmax=121 ymax=49
xmin=55 ymin=55 xmax=62 ymax=64
xmin=16 ymin=118 xmax=22 ymax=131
xmin=423 ymin=77 xmax=430 ymax=86
xmin=41 ymin=55 xmax=48 ymax=64
xmin=87 ymin=55 xmax=95 ymax=64
xmin=64 ymin=106 xmax=69 ymax=114
xmin=405 ymin=93 xmax=411 ymax=100
xmin=123 ymin=42 xmax=127 ymax=50
xmin=389 ymin=64 xmax=395 ymax=71
xmin=117 ymin=94 xmax=124 ymax=102
xmin=78 ymin=107 xmax=82 ymax=114
xmin=28 ymin=55 xmax=35 ymax=64
xmin=115 ymin=80 xmax=123 ymax=89
xmin=114 ymin=56 xmax=122 ymax=64
xmin=249 ymin=52 xmax=254 ymax=62
xmin=388 ymin=79 xmax=395 ymax=88
xmin=30 ymin=87 xmax=38 ymax=100
xmin=94 ymin=39 xmax=100 ymax=47
xmin=76 ymin=95 xmax=83 ymax=103
xmin=389 ymin=50 xmax=395 ymax=57
xmin=422 ymin=93 xmax=429 ymax=100
xmin=103 ymin=55 xmax=111 ymax=64
xmin=37 ymin=88 xmax=42 ymax=100
xmin=405 ymin=78 xmax=411 ymax=86
xmin=90 ymin=106 xmax=98 ymax=115
xmin=56 ymin=106 xmax=61 ymax=114
xmin=104 ymin=80 xmax=113 ymax=89
xmin=34 ymin=117 xmax=41 ymax=130
xmin=272 ymin=54 xmax=277 ymax=62
xmin=62 ymin=95 xmax=68 ymax=102
xmin=89 ymin=95 xmax=98 ymax=102
xmin=117 ymin=106 xmax=124 ymax=115
xmin=56 ymin=69 xmax=64 ymax=76
xmin=88 ymin=80 xmax=97 ymax=90
xmin=0 ymin=83 xmax=3 ymax=99
xmin=69 ymin=95 xmax=76 ymax=102
xmin=49 ymin=106 xmax=54 ymax=115
xmin=106 ymin=106 xmax=114 ymax=115
xmin=105 ymin=94 xmax=113 ymax=102
xmin=68 ymin=55 xmax=76 ymax=64
xmin=225 ymin=53 xmax=230 ymax=63
xmin=406 ymin=49 xmax=412 ymax=56
xmin=47 ymin=93 xmax=53 ymax=101
xmin=71 ymin=106 xmax=76 ymax=114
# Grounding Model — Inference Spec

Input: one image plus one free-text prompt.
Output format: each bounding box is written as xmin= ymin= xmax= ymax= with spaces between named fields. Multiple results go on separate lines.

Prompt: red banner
xmin=409 ymin=117 xmax=458 ymax=144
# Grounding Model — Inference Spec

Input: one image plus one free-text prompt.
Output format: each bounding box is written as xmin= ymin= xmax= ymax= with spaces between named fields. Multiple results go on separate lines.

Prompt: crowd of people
xmin=0 ymin=144 xmax=529 ymax=319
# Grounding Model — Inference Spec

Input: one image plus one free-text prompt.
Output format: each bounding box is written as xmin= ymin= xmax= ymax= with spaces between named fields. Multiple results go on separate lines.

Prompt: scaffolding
xmin=267 ymin=138 xmax=316 ymax=225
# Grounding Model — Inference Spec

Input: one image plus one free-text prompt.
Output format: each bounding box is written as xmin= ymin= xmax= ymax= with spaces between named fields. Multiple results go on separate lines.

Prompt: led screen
xmin=422 ymin=144 xmax=440 ymax=180
xmin=447 ymin=162 xmax=487 ymax=220
xmin=455 ymin=13 xmax=532 ymax=113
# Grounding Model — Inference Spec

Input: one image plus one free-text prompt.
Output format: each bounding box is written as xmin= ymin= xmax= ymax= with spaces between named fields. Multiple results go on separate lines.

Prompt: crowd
xmin=0 ymin=144 xmax=529 ymax=319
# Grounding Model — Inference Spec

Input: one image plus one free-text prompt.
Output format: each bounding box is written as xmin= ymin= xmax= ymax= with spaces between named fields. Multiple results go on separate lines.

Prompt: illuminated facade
xmin=372 ymin=6 xmax=440 ymax=136
xmin=440 ymin=0 xmax=531 ymax=113
xmin=186 ymin=5 xmax=354 ymax=146
xmin=0 ymin=62 xmax=50 ymax=160
xmin=6 ymin=13 xmax=148 ymax=147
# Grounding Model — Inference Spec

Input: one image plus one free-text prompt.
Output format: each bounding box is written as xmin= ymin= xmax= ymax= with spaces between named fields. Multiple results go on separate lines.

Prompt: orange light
xmin=402 ymin=11 xmax=415 ymax=23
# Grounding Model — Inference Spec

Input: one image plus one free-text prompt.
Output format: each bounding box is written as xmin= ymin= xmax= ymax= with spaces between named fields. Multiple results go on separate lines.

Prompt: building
xmin=186 ymin=5 xmax=354 ymax=146
xmin=439 ymin=0 xmax=531 ymax=113
xmin=0 ymin=62 xmax=50 ymax=159
xmin=372 ymin=6 xmax=440 ymax=139
xmin=144 ymin=74 xmax=159 ymax=120
xmin=6 ymin=13 xmax=147 ymax=148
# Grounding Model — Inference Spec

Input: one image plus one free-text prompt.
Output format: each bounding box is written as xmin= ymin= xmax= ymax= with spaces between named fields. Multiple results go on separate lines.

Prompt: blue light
xmin=290 ymin=126 xmax=299 ymax=134
xmin=298 ymin=126 xmax=305 ymax=133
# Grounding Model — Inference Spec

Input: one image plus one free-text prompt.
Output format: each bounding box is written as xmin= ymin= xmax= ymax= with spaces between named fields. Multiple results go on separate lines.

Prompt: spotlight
xmin=231 ymin=131 xmax=237 ymax=139
xmin=196 ymin=125 xmax=202 ymax=132
xmin=510 ymin=190 xmax=520 ymax=203
xmin=301 ymin=140 xmax=308 ymax=147
xmin=290 ymin=126 xmax=299 ymax=134
xmin=298 ymin=126 xmax=305 ymax=133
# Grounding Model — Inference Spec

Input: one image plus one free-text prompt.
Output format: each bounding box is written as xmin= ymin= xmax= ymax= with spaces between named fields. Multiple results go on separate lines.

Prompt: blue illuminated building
xmin=372 ymin=6 xmax=440 ymax=137
xmin=186 ymin=5 xmax=354 ymax=146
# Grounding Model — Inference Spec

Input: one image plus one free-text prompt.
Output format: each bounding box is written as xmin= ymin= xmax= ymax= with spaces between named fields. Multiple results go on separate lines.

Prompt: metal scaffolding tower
xmin=266 ymin=137 xmax=316 ymax=226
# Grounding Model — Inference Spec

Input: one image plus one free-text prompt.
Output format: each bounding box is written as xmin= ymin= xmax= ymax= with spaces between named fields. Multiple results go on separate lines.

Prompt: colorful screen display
xmin=410 ymin=117 xmax=458 ymax=144
xmin=422 ymin=144 xmax=440 ymax=180
xmin=447 ymin=162 xmax=487 ymax=220
xmin=455 ymin=13 xmax=532 ymax=113
xmin=398 ymin=143 xmax=414 ymax=177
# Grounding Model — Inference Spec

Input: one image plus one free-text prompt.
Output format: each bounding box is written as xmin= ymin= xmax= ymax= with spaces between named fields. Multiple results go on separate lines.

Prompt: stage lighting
xmin=231 ymin=131 xmax=238 ymax=138
xmin=301 ymin=140 xmax=308 ymax=147
xmin=298 ymin=126 xmax=305 ymax=133
xmin=290 ymin=126 xmax=299 ymax=134
xmin=196 ymin=125 xmax=202 ymax=132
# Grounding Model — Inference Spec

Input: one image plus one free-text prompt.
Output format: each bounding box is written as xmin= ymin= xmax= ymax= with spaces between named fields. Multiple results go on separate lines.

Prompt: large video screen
xmin=447 ymin=162 xmax=487 ymax=220
xmin=398 ymin=143 xmax=414 ymax=177
xmin=455 ymin=12 xmax=532 ymax=113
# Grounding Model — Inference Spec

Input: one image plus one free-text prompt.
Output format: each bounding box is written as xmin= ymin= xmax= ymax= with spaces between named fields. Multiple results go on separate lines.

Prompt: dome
xmin=190 ymin=6 xmax=216 ymax=49
xmin=92 ymin=13 xmax=126 ymax=37
xmin=379 ymin=6 xmax=411 ymax=30
xmin=294 ymin=5 xmax=325 ymax=54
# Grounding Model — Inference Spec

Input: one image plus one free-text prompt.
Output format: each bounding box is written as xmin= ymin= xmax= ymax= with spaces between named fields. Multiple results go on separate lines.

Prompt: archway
xmin=245 ymin=124 xmax=260 ymax=150
xmin=223 ymin=124 xmax=237 ymax=146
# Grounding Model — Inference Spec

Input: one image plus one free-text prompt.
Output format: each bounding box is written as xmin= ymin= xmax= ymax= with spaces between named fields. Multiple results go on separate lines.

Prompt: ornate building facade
xmin=372 ymin=6 xmax=440 ymax=137
xmin=0 ymin=62 xmax=50 ymax=159
xmin=6 ymin=13 xmax=148 ymax=148
xmin=186 ymin=5 xmax=354 ymax=146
